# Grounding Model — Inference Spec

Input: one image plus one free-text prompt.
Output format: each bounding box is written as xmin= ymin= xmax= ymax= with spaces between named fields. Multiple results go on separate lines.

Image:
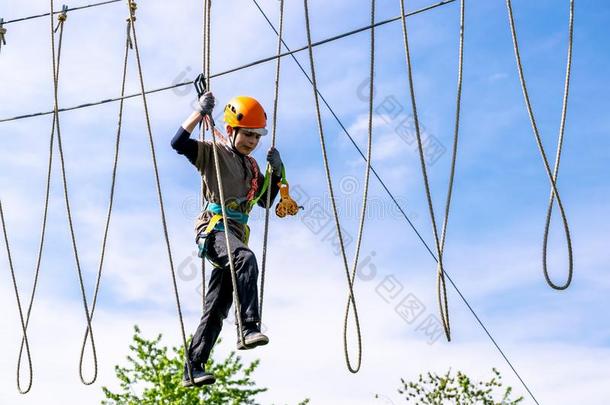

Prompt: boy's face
xmin=227 ymin=126 xmax=262 ymax=155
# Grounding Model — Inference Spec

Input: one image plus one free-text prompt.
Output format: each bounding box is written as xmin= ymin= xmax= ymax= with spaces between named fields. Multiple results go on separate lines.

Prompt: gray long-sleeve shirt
xmin=171 ymin=127 xmax=281 ymax=243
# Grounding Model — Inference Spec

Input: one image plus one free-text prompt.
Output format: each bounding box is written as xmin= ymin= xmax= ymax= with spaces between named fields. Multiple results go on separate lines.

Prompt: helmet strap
xmin=230 ymin=127 xmax=246 ymax=157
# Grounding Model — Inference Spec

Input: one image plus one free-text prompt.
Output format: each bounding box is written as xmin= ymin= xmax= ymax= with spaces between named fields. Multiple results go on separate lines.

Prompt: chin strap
xmin=230 ymin=128 xmax=242 ymax=154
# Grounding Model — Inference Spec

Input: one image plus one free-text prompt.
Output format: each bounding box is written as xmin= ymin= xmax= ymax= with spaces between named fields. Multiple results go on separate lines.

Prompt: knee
xmin=235 ymin=248 xmax=258 ymax=272
xmin=207 ymin=308 xmax=226 ymax=328
xmin=203 ymin=300 xmax=229 ymax=325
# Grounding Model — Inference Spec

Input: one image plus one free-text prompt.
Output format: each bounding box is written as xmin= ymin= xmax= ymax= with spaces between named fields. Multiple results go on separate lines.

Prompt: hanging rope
xmin=437 ymin=0 xmax=464 ymax=337
xmin=258 ymin=0 xmax=284 ymax=331
xmin=13 ymin=5 xmax=66 ymax=394
xmin=217 ymin=5 xmax=540 ymax=402
xmin=124 ymin=0 xmax=196 ymax=384
xmin=199 ymin=0 xmax=247 ymax=349
xmin=506 ymin=0 xmax=574 ymax=290
xmin=198 ymin=0 xmax=211 ymax=314
xmin=11 ymin=6 xmax=69 ymax=394
xmin=204 ymin=0 xmax=211 ymax=85
xmin=398 ymin=0 xmax=466 ymax=342
xmin=303 ymin=0 xmax=365 ymax=373
xmin=342 ymin=0 xmax=376 ymax=373
xmin=48 ymin=1 xmax=101 ymax=383
xmin=77 ymin=8 xmax=132 ymax=382
xmin=0 ymin=202 xmax=34 ymax=395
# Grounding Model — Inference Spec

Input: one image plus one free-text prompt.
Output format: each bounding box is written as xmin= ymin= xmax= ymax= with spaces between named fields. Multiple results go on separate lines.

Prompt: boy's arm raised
xmin=181 ymin=110 xmax=204 ymax=133
xmin=170 ymin=111 xmax=203 ymax=165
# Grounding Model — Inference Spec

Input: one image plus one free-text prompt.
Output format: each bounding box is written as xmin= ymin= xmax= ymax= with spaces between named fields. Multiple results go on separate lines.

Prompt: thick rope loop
xmin=11 ymin=6 xmax=70 ymax=393
xmin=49 ymin=0 xmax=100 ymax=384
xmin=303 ymin=0 xmax=364 ymax=373
xmin=1 ymin=202 xmax=34 ymax=394
xmin=125 ymin=0 xmax=197 ymax=384
xmin=258 ymin=0 xmax=284 ymax=330
xmin=506 ymin=0 xmax=574 ymax=290
xmin=78 ymin=14 xmax=131 ymax=382
xmin=342 ymin=0 xmax=378 ymax=373
xmin=398 ymin=0 xmax=467 ymax=342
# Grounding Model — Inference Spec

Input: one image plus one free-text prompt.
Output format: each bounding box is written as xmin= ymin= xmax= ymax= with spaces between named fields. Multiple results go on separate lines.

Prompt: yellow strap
xmin=244 ymin=224 xmax=250 ymax=245
xmin=204 ymin=214 xmax=223 ymax=235
xmin=204 ymin=213 xmax=250 ymax=245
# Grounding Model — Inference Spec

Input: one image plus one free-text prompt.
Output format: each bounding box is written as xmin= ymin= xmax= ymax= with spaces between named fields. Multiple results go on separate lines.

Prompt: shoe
xmin=182 ymin=362 xmax=216 ymax=387
xmin=236 ymin=323 xmax=269 ymax=350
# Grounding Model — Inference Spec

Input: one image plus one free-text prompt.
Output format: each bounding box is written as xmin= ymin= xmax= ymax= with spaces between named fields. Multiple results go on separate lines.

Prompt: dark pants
xmin=188 ymin=230 xmax=260 ymax=366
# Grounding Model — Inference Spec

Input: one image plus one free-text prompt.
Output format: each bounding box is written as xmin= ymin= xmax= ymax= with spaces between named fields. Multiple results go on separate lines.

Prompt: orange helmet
xmin=224 ymin=96 xmax=268 ymax=135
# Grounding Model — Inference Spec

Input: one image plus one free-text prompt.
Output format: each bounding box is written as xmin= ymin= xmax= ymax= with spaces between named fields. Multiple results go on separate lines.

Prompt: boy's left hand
xmin=267 ymin=147 xmax=283 ymax=175
xmin=197 ymin=91 xmax=215 ymax=116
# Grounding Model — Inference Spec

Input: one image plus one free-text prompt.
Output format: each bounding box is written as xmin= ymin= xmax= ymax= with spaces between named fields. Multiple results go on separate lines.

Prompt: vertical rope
xmin=207 ymin=133 xmax=246 ymax=346
xmin=342 ymin=0 xmax=377 ymax=373
xmin=303 ymin=0 xmax=364 ymax=373
xmin=438 ymin=0 xmax=465 ymax=286
xmin=398 ymin=0 xmax=458 ymax=341
xmin=205 ymin=0 xmax=211 ymax=85
xmin=198 ymin=0 xmax=209 ymax=313
xmin=48 ymin=1 xmax=100 ymax=383
xmin=259 ymin=0 xmax=284 ymax=330
xmin=1 ymin=201 xmax=34 ymax=394
xmin=506 ymin=0 xmax=574 ymax=290
xmin=124 ymin=0 xmax=196 ymax=383
xmin=434 ymin=0 xmax=465 ymax=340
xmin=201 ymin=0 xmax=246 ymax=346
xmin=78 ymin=11 xmax=131 ymax=380
xmin=13 ymin=4 xmax=69 ymax=393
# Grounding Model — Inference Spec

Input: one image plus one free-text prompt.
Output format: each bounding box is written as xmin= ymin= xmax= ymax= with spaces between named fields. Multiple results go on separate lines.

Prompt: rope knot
xmin=54 ymin=5 xmax=68 ymax=33
xmin=127 ymin=2 xmax=137 ymax=22
xmin=0 ymin=19 xmax=7 ymax=52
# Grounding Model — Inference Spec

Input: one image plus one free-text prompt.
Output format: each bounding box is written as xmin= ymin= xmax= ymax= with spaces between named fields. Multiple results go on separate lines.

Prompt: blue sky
xmin=1 ymin=0 xmax=609 ymax=404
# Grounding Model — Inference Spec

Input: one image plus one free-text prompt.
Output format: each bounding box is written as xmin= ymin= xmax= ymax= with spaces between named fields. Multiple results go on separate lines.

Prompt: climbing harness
xmin=194 ymin=148 xmax=291 ymax=259
xmin=303 ymin=0 xmax=372 ymax=373
xmin=196 ymin=203 xmax=249 ymax=266
xmin=397 ymin=0 xmax=464 ymax=342
xmin=506 ymin=0 xmax=574 ymax=290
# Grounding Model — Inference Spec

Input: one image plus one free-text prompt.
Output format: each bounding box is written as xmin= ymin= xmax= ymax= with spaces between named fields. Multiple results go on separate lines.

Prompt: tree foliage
xmin=102 ymin=326 xmax=266 ymax=405
xmin=380 ymin=368 xmax=523 ymax=404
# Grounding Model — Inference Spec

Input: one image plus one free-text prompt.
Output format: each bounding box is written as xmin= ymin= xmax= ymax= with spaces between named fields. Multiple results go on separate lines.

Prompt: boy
xmin=171 ymin=92 xmax=283 ymax=386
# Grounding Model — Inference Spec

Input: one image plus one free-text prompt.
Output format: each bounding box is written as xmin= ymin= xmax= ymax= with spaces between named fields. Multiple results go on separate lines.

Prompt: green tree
xmin=102 ymin=325 xmax=266 ymax=404
xmin=380 ymin=368 xmax=523 ymax=404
